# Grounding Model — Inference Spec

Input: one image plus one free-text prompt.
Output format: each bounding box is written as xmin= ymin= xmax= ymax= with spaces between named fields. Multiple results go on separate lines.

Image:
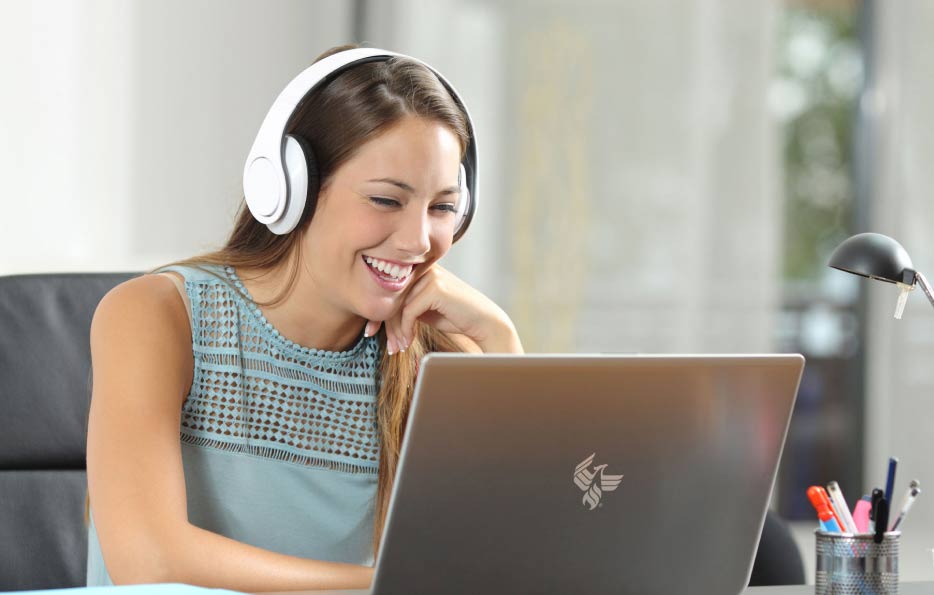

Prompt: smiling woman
xmin=84 ymin=44 xmax=521 ymax=590
xmin=292 ymin=115 xmax=463 ymax=335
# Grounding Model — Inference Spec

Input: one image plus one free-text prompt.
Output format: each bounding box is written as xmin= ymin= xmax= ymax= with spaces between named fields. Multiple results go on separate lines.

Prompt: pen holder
xmin=815 ymin=530 xmax=900 ymax=595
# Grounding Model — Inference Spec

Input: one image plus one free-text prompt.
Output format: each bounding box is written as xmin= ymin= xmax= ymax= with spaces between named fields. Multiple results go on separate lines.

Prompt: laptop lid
xmin=371 ymin=354 xmax=804 ymax=595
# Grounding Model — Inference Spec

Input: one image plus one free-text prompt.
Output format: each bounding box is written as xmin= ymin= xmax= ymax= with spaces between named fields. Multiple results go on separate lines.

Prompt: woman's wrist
xmin=476 ymin=317 xmax=524 ymax=354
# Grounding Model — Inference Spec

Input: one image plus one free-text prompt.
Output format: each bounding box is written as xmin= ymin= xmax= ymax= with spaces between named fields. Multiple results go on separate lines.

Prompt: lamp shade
xmin=827 ymin=232 xmax=915 ymax=284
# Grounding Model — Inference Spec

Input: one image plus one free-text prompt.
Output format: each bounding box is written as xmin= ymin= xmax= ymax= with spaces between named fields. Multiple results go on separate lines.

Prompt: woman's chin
xmin=359 ymin=301 xmax=400 ymax=324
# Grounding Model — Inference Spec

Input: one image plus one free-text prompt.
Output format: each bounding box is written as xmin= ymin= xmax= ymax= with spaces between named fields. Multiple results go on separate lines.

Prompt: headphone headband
xmin=243 ymin=47 xmax=478 ymax=240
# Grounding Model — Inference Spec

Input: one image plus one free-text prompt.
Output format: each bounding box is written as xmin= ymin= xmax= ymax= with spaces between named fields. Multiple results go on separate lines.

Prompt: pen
xmin=869 ymin=488 xmax=883 ymax=533
xmin=885 ymin=457 xmax=898 ymax=503
xmin=821 ymin=515 xmax=842 ymax=533
xmin=808 ymin=486 xmax=842 ymax=533
xmin=827 ymin=481 xmax=858 ymax=533
xmin=891 ymin=486 xmax=921 ymax=531
xmin=852 ymin=495 xmax=872 ymax=533
xmin=874 ymin=497 xmax=889 ymax=544
xmin=896 ymin=479 xmax=921 ymax=517
xmin=810 ymin=486 xmax=844 ymax=529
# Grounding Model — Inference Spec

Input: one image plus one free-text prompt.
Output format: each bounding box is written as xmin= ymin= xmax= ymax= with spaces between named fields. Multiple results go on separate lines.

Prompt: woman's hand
xmin=364 ymin=264 xmax=523 ymax=355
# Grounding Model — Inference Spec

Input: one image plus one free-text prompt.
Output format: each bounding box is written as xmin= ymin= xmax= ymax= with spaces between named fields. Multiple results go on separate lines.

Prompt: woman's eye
xmin=432 ymin=203 xmax=457 ymax=213
xmin=369 ymin=197 xmax=401 ymax=207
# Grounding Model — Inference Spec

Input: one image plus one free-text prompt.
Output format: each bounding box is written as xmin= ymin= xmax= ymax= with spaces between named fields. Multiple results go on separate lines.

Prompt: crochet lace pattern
xmin=176 ymin=265 xmax=381 ymax=475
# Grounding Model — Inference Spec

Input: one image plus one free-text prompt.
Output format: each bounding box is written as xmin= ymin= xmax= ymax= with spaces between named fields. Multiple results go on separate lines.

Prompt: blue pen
xmin=822 ymin=517 xmax=842 ymax=533
xmin=885 ymin=457 xmax=898 ymax=503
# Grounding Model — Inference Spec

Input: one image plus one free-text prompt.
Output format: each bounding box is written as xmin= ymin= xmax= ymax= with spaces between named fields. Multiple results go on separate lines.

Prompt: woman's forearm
xmin=111 ymin=522 xmax=373 ymax=591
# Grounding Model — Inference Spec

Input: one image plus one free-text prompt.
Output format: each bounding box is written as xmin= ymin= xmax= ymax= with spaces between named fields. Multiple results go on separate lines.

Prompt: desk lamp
xmin=828 ymin=232 xmax=934 ymax=318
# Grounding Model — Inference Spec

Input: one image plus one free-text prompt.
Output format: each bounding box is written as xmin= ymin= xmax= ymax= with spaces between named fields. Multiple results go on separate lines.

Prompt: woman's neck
xmin=234 ymin=258 xmax=365 ymax=353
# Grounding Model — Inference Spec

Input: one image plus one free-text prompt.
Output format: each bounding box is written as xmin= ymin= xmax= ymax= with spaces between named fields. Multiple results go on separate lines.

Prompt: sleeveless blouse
xmin=86 ymin=263 xmax=382 ymax=585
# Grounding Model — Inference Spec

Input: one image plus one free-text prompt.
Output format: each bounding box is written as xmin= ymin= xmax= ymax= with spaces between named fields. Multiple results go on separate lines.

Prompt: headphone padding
xmin=290 ymin=134 xmax=320 ymax=219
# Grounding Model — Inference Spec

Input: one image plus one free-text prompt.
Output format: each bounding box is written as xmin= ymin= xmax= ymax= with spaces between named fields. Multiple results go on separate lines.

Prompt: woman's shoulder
xmin=151 ymin=262 xmax=228 ymax=284
xmin=88 ymin=276 xmax=196 ymax=450
xmin=93 ymin=274 xmax=191 ymax=341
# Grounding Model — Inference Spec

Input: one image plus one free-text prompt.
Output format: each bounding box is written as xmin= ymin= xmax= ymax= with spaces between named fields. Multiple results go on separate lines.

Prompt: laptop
xmin=327 ymin=353 xmax=804 ymax=595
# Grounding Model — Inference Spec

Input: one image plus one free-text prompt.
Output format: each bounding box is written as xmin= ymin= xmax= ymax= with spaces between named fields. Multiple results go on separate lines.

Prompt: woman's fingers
xmin=384 ymin=317 xmax=407 ymax=355
xmin=376 ymin=265 xmax=462 ymax=354
xmin=401 ymin=283 xmax=461 ymax=345
xmin=399 ymin=269 xmax=447 ymax=343
xmin=364 ymin=320 xmax=381 ymax=338
xmin=365 ymin=316 xmax=412 ymax=355
xmin=369 ymin=261 xmax=521 ymax=355
xmin=383 ymin=320 xmax=395 ymax=354
xmin=365 ymin=319 xmax=399 ymax=354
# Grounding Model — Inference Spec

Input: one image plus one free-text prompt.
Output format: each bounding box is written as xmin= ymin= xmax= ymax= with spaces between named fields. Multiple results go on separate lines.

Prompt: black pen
xmin=869 ymin=488 xmax=883 ymax=533
xmin=874 ymin=497 xmax=889 ymax=544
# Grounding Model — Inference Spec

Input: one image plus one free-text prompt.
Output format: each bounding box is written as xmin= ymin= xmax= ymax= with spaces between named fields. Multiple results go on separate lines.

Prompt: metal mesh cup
xmin=815 ymin=530 xmax=900 ymax=595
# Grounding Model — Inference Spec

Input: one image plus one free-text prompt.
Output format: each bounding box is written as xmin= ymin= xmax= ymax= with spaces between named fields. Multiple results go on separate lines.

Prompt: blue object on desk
xmin=885 ymin=457 xmax=898 ymax=503
xmin=9 ymin=584 xmax=246 ymax=595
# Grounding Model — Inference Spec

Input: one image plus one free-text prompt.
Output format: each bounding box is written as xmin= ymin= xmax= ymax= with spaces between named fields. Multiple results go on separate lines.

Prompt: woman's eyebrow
xmin=366 ymin=177 xmax=460 ymax=196
xmin=437 ymin=186 xmax=461 ymax=196
xmin=367 ymin=177 xmax=415 ymax=192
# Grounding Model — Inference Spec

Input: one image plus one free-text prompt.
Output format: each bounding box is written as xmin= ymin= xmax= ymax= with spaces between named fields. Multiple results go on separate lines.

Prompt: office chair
xmin=749 ymin=509 xmax=806 ymax=586
xmin=0 ymin=271 xmax=138 ymax=589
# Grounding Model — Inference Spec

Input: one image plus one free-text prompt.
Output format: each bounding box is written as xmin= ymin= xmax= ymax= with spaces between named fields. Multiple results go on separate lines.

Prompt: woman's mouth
xmin=363 ymin=255 xmax=414 ymax=291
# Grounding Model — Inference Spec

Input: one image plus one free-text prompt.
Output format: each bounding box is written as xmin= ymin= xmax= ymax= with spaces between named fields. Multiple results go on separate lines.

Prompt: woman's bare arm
xmin=86 ymin=275 xmax=373 ymax=590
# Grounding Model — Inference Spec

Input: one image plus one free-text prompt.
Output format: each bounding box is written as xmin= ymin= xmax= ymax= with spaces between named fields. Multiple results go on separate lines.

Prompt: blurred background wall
xmin=0 ymin=0 xmax=354 ymax=272
xmin=1 ymin=0 xmax=932 ymax=583
xmin=863 ymin=0 xmax=934 ymax=582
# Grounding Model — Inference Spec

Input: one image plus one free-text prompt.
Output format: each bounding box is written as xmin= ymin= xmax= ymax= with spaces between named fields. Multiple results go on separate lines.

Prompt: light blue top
xmin=87 ymin=264 xmax=382 ymax=585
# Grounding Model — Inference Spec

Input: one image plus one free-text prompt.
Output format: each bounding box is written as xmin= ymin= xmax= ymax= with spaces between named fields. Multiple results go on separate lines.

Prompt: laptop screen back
xmin=372 ymin=354 xmax=804 ymax=595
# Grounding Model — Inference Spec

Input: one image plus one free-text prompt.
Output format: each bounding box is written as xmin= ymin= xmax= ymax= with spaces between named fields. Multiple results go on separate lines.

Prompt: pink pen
xmin=853 ymin=495 xmax=872 ymax=533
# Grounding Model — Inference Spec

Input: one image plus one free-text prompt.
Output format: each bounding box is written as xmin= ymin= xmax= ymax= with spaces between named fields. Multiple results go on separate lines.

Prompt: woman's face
xmin=299 ymin=116 xmax=463 ymax=323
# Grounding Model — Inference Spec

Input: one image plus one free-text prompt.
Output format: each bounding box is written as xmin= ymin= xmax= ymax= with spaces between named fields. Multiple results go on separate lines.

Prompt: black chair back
xmin=750 ymin=509 xmax=806 ymax=586
xmin=0 ymin=272 xmax=138 ymax=589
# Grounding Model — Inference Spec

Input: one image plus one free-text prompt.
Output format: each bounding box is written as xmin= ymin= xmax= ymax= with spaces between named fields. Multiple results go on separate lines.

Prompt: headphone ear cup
xmin=266 ymin=134 xmax=319 ymax=235
xmin=290 ymin=133 xmax=320 ymax=215
xmin=453 ymin=163 xmax=471 ymax=239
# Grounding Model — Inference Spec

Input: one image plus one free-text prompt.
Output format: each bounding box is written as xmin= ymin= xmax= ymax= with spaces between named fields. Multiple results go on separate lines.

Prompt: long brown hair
xmin=86 ymin=44 xmax=470 ymax=556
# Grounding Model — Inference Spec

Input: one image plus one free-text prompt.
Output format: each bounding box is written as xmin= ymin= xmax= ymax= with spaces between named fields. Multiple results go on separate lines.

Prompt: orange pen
xmin=807 ymin=485 xmax=843 ymax=531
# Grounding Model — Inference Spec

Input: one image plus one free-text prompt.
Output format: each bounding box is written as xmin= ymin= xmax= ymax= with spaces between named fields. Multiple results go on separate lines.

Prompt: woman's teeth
xmin=364 ymin=256 xmax=413 ymax=280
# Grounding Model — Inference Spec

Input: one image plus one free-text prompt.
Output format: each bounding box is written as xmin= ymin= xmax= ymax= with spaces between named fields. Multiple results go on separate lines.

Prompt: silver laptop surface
xmin=365 ymin=353 xmax=804 ymax=595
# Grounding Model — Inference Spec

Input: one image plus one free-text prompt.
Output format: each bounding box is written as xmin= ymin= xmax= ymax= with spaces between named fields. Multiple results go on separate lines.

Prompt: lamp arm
xmin=915 ymin=271 xmax=934 ymax=310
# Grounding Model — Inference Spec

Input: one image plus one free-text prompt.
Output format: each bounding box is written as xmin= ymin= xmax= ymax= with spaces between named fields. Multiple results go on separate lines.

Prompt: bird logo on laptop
xmin=574 ymin=453 xmax=624 ymax=510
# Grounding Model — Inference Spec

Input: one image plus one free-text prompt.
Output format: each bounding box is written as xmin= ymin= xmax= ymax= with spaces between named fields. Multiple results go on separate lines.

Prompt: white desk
xmin=285 ymin=584 xmax=933 ymax=595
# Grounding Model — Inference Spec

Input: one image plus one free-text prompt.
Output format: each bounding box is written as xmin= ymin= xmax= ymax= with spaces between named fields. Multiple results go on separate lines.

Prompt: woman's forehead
xmin=340 ymin=118 xmax=462 ymax=180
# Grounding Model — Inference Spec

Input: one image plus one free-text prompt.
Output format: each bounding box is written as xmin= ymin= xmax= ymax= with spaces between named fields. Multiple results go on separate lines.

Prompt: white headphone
xmin=242 ymin=47 xmax=478 ymax=240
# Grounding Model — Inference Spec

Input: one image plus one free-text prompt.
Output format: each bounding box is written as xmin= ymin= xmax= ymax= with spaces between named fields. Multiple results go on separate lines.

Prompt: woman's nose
xmin=396 ymin=208 xmax=431 ymax=256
